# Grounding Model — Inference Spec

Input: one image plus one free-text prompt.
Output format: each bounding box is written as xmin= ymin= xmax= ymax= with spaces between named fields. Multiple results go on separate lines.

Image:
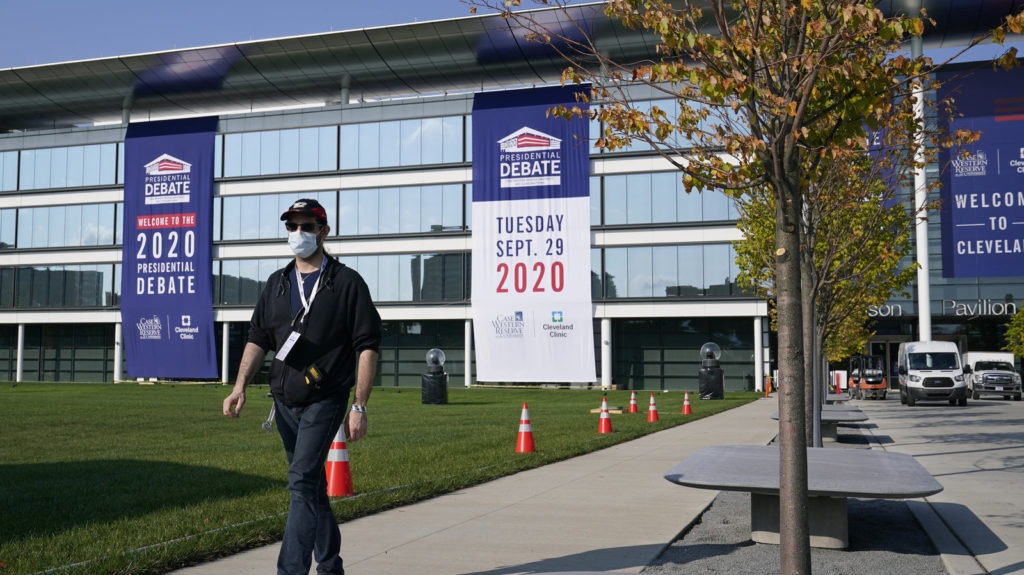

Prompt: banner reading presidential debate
xmin=938 ymin=67 xmax=1024 ymax=278
xmin=121 ymin=117 xmax=218 ymax=378
xmin=471 ymin=86 xmax=595 ymax=382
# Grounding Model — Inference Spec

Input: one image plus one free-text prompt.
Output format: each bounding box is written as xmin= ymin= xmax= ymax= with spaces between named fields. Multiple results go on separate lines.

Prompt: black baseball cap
xmin=280 ymin=199 xmax=328 ymax=224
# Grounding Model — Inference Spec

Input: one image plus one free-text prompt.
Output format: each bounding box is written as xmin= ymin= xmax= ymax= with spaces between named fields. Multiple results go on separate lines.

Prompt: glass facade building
xmin=1 ymin=6 xmax=832 ymax=392
xmin=2 ymin=5 xmax=1017 ymax=391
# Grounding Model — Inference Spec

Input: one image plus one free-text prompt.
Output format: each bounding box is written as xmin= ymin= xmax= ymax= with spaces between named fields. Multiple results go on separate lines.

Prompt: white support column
xmin=16 ymin=323 xmax=25 ymax=383
xmin=754 ymin=316 xmax=764 ymax=392
xmin=221 ymin=322 xmax=230 ymax=384
xmin=113 ymin=322 xmax=122 ymax=383
xmin=601 ymin=318 xmax=612 ymax=390
xmin=912 ymin=36 xmax=932 ymax=342
xmin=464 ymin=319 xmax=473 ymax=388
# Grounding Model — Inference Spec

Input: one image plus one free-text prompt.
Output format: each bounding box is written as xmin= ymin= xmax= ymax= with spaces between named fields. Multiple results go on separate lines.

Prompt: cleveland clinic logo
xmin=952 ymin=150 xmax=988 ymax=178
xmin=497 ymin=127 xmax=562 ymax=188
xmin=137 ymin=315 xmax=163 ymax=340
xmin=143 ymin=153 xmax=192 ymax=205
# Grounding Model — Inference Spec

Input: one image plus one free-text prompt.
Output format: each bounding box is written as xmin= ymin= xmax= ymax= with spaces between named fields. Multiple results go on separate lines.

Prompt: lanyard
xmin=294 ymin=258 xmax=326 ymax=324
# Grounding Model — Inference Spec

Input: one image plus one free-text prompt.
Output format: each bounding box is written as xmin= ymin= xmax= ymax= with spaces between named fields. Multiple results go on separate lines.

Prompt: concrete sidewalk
xmin=172 ymin=396 xmax=780 ymax=575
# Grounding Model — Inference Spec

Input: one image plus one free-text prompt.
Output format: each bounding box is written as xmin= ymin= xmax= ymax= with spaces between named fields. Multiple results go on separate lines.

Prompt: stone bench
xmin=664 ymin=444 xmax=942 ymax=549
xmin=771 ymin=406 xmax=868 ymax=441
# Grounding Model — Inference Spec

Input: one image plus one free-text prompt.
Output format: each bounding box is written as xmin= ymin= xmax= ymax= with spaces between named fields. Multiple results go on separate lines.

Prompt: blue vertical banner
xmin=471 ymin=86 xmax=595 ymax=383
xmin=121 ymin=117 xmax=219 ymax=378
xmin=938 ymin=67 xmax=1024 ymax=278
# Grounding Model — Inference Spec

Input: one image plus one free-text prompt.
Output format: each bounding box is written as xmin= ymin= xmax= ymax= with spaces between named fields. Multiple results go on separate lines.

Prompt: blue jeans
xmin=274 ymin=396 xmax=347 ymax=575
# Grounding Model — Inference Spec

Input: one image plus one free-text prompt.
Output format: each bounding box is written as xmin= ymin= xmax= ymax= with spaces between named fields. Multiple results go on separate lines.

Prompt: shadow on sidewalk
xmin=458 ymin=543 xmax=666 ymax=575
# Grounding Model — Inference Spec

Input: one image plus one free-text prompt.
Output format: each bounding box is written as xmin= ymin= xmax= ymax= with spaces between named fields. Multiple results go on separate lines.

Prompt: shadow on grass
xmin=0 ymin=459 xmax=280 ymax=543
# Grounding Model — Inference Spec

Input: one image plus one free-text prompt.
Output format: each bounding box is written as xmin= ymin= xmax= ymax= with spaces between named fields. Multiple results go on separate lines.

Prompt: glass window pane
xmin=378 ymin=188 xmax=399 ymax=234
xmin=83 ymin=145 xmax=101 ymax=186
xmin=651 ymin=172 xmax=677 ymax=224
xmin=359 ymin=124 xmax=380 ymax=169
xmin=214 ymin=135 xmax=223 ymax=178
xmin=99 ymin=144 xmax=116 ymax=185
xmin=627 ymin=246 xmax=653 ymax=297
xmin=420 ymin=118 xmax=443 ymax=165
xmin=46 ymin=206 xmax=65 ymax=247
xmin=442 ymin=116 xmax=462 ymax=164
xmin=20 ymin=150 xmax=36 ymax=190
xmin=442 ymin=184 xmax=462 ymax=230
xmin=400 ymin=254 xmax=417 ymax=301
xmin=0 ymin=209 xmax=15 ymax=248
xmin=297 ymin=127 xmax=319 ymax=172
xmin=591 ymin=249 xmax=602 ymax=298
xmin=260 ymin=130 xmax=281 ymax=175
xmin=379 ymin=121 xmax=400 ymax=167
xmin=590 ymin=177 xmax=602 ymax=226
xmin=626 ymin=174 xmax=652 ymax=224
xmin=679 ymin=183 xmax=702 ymax=222
xmin=64 ymin=205 xmax=83 ymax=247
xmin=31 ymin=209 xmax=47 ymax=248
xmin=318 ymin=126 xmax=337 ymax=171
xmin=34 ymin=148 xmax=51 ymax=189
xmin=703 ymin=189 xmax=730 ymax=221
xmin=400 ymin=120 xmax=420 ymax=166
xmin=604 ymin=248 xmax=626 ymax=299
xmin=339 ymin=190 xmax=358 ymax=236
xmin=238 ymin=196 xmax=259 ymax=240
xmin=604 ymin=175 xmax=626 ymax=225
xmin=378 ymin=255 xmax=400 ymax=302
xmin=259 ymin=195 xmax=279 ymax=239
xmin=49 ymin=147 xmax=68 ymax=189
xmin=115 ymin=203 xmax=123 ymax=246
xmin=241 ymin=132 xmax=260 ymax=176
xmin=400 ymin=187 xmax=420 ymax=233
xmin=357 ymin=256 xmax=379 ymax=299
xmin=677 ymin=245 xmax=703 ymax=296
xmin=279 ymin=129 xmax=300 ymax=174
xmin=340 ymin=125 xmax=359 ymax=170
xmin=1 ymin=152 xmax=17 ymax=191
xmin=652 ymin=245 xmax=677 ymax=297
xmin=222 ymin=196 xmax=242 ymax=240
xmin=80 ymin=204 xmax=99 ymax=245
xmin=224 ymin=133 xmax=242 ymax=177
xmin=97 ymin=204 xmax=114 ymax=245
xmin=420 ymin=186 xmax=443 ymax=232
xmin=357 ymin=189 xmax=378 ymax=235
xmin=704 ymin=244 xmax=731 ymax=296
xmin=66 ymin=146 xmax=84 ymax=187
xmin=465 ymin=117 xmax=473 ymax=163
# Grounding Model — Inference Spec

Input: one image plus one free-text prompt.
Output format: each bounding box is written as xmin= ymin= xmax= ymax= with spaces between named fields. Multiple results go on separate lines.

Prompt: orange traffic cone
xmin=628 ymin=391 xmax=638 ymax=413
xmin=682 ymin=391 xmax=692 ymax=415
xmin=326 ymin=425 xmax=353 ymax=497
xmin=598 ymin=396 xmax=614 ymax=434
xmin=647 ymin=393 xmax=659 ymax=423
xmin=515 ymin=402 xmax=536 ymax=453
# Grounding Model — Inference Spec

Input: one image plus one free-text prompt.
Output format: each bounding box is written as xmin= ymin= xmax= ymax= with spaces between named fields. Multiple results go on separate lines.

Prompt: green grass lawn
xmin=0 ymin=383 xmax=757 ymax=575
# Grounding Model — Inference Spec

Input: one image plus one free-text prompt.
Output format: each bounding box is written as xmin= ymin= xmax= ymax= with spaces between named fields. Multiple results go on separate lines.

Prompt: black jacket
xmin=247 ymin=254 xmax=382 ymax=406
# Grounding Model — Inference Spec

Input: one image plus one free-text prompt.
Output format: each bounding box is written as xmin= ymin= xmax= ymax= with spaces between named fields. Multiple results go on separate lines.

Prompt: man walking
xmin=223 ymin=198 xmax=381 ymax=575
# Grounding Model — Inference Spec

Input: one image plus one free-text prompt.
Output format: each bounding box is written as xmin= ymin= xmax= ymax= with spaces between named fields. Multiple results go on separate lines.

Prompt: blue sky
xmin=1 ymin=1 xmax=1020 ymax=69
xmin=0 ymin=0 xmax=482 ymax=68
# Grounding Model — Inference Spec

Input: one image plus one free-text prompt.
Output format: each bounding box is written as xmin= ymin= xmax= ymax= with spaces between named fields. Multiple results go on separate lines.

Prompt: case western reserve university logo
xmin=498 ymin=127 xmax=562 ymax=188
xmin=143 ymin=153 xmax=193 ymax=204
xmin=952 ymin=150 xmax=988 ymax=178
xmin=137 ymin=315 xmax=163 ymax=340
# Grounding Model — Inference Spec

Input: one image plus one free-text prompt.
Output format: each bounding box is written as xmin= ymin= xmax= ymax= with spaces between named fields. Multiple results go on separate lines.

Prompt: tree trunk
xmin=801 ymin=250 xmax=815 ymax=448
xmin=776 ymin=181 xmax=811 ymax=574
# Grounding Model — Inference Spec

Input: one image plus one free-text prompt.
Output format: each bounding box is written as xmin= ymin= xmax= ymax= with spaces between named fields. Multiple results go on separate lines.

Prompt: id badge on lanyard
xmin=277 ymin=260 xmax=325 ymax=363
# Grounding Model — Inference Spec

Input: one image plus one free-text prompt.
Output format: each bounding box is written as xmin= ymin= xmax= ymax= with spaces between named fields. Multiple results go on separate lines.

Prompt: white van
xmin=897 ymin=341 xmax=968 ymax=406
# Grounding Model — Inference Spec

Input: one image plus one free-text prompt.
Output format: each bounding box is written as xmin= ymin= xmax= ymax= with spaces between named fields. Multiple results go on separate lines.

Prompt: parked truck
xmin=962 ymin=351 xmax=1022 ymax=401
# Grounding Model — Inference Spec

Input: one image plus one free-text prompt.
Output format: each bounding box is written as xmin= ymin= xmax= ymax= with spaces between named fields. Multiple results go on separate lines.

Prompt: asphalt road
xmin=858 ymin=393 xmax=1024 ymax=575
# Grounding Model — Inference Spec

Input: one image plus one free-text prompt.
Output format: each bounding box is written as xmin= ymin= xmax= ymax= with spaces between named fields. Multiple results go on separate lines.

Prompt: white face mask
xmin=288 ymin=230 xmax=319 ymax=259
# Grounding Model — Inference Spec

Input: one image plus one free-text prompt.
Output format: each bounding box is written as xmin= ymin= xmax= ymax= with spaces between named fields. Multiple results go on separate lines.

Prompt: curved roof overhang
xmin=0 ymin=1 xmax=1021 ymax=132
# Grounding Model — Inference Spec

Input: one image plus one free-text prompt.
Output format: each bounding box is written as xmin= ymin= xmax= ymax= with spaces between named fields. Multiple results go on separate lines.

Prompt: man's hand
xmin=223 ymin=388 xmax=246 ymax=418
xmin=347 ymin=411 xmax=367 ymax=442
